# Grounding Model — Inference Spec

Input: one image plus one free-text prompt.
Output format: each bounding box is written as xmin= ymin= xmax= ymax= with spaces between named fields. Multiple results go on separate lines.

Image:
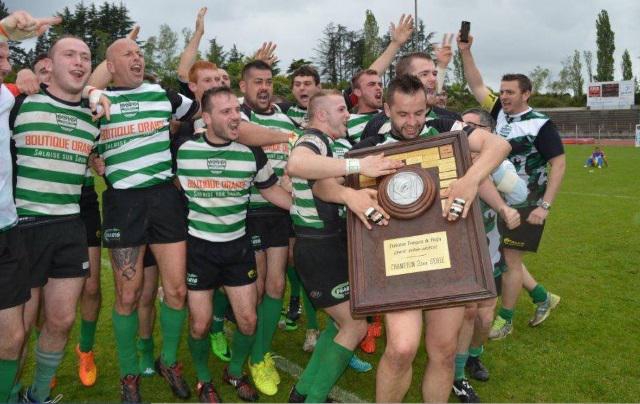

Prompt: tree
xmin=529 ymin=66 xmax=551 ymax=94
xmin=583 ymin=50 xmax=594 ymax=83
xmin=568 ymin=50 xmax=584 ymax=98
xmin=287 ymin=59 xmax=313 ymax=75
xmin=452 ymin=50 xmax=467 ymax=88
xmin=595 ymin=9 xmax=615 ymax=82
xmin=621 ymin=49 xmax=633 ymax=80
xmin=206 ymin=38 xmax=226 ymax=67
xmin=361 ymin=10 xmax=380 ymax=69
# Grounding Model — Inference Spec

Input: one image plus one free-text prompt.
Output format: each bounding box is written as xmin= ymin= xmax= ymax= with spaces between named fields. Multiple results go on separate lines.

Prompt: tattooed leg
xmin=110 ymin=246 xmax=145 ymax=315
xmin=111 ymin=247 xmax=141 ymax=280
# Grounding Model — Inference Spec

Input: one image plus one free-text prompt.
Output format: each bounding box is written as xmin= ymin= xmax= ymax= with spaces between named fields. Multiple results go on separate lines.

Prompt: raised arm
xmin=0 ymin=11 xmax=61 ymax=41
xmin=457 ymin=33 xmax=491 ymax=105
xmin=368 ymin=14 xmax=414 ymax=75
xmin=435 ymin=33 xmax=453 ymax=93
xmin=177 ymin=7 xmax=207 ymax=82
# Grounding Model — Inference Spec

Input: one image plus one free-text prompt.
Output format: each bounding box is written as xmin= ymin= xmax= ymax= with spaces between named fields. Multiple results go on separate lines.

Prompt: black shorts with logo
xmin=293 ymin=230 xmax=350 ymax=309
xmin=247 ymin=210 xmax=291 ymax=251
xmin=19 ymin=216 xmax=89 ymax=288
xmin=102 ymin=182 xmax=187 ymax=248
xmin=186 ymin=234 xmax=257 ymax=290
xmin=80 ymin=185 xmax=101 ymax=247
xmin=499 ymin=206 xmax=546 ymax=253
xmin=0 ymin=225 xmax=31 ymax=310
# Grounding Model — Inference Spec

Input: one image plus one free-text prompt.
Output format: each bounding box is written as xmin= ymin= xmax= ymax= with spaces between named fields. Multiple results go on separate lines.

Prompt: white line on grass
xmin=561 ymin=191 xmax=635 ymax=200
xmin=272 ymin=353 xmax=367 ymax=403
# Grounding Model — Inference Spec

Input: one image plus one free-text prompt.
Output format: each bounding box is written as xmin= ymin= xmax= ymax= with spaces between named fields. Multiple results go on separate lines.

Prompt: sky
xmin=9 ymin=0 xmax=640 ymax=89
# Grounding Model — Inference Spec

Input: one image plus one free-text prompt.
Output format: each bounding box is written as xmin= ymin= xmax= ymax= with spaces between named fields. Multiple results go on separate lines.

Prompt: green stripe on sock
xmin=0 ymin=360 xmax=18 ymax=402
xmin=455 ymin=352 xmax=469 ymax=381
xmin=229 ymin=329 xmax=255 ymax=377
xmin=498 ymin=307 xmax=514 ymax=322
xmin=469 ymin=345 xmax=484 ymax=358
xmin=79 ymin=319 xmax=98 ymax=353
xmin=31 ymin=348 xmax=63 ymax=401
xmin=530 ymin=284 xmax=548 ymax=304
xmin=188 ymin=335 xmax=212 ymax=383
xmin=160 ymin=301 xmax=187 ymax=366
xmin=113 ymin=309 xmax=140 ymax=377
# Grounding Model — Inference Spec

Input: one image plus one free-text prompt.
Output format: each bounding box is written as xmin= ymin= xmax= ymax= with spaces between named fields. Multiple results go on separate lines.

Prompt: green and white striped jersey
xmin=285 ymin=104 xmax=307 ymax=128
xmin=98 ymin=83 xmax=197 ymax=189
xmin=347 ymin=111 xmax=378 ymax=144
xmin=240 ymin=103 xmax=296 ymax=211
xmin=177 ymin=136 xmax=277 ymax=243
xmin=290 ymin=128 xmax=343 ymax=234
xmin=10 ymin=90 xmax=99 ymax=217
xmin=0 ymin=84 xmax=17 ymax=231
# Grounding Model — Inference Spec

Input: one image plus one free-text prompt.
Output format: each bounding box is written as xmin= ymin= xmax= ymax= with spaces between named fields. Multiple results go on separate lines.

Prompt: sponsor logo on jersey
xmin=56 ymin=113 xmax=78 ymax=132
xmin=207 ymin=158 xmax=227 ymax=174
xmin=82 ymin=261 xmax=90 ymax=270
xmin=187 ymin=272 xmax=198 ymax=286
xmin=502 ymin=237 xmax=525 ymax=248
xmin=309 ymin=290 xmax=322 ymax=299
xmin=103 ymin=228 xmax=121 ymax=241
xmin=331 ymin=282 xmax=350 ymax=299
xmin=120 ymin=101 xmax=139 ymax=118
xmin=247 ymin=269 xmax=257 ymax=279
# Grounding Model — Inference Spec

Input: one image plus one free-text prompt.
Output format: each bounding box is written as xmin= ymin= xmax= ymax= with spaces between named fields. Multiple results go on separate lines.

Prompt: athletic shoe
xmin=286 ymin=296 xmax=301 ymax=321
xmin=452 ymin=379 xmax=480 ymax=403
xmin=120 ymin=374 xmax=142 ymax=403
xmin=264 ymin=352 xmax=281 ymax=385
xmin=209 ymin=332 xmax=232 ymax=362
xmin=348 ymin=354 xmax=373 ymax=373
xmin=278 ymin=312 xmax=299 ymax=331
xmin=75 ymin=344 xmax=97 ymax=387
xmin=196 ymin=381 xmax=222 ymax=403
xmin=223 ymin=366 xmax=259 ymax=402
xmin=155 ymin=358 xmax=191 ymax=399
xmin=465 ymin=356 xmax=489 ymax=382
xmin=360 ymin=325 xmax=377 ymax=353
xmin=21 ymin=387 xmax=63 ymax=403
xmin=370 ymin=315 xmax=383 ymax=338
xmin=488 ymin=316 xmax=512 ymax=340
xmin=288 ymin=386 xmax=306 ymax=403
xmin=529 ymin=292 xmax=561 ymax=327
xmin=248 ymin=358 xmax=277 ymax=396
xmin=303 ymin=329 xmax=320 ymax=352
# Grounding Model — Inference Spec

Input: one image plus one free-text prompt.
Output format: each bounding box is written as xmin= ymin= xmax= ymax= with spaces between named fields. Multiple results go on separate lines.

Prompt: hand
xmin=16 ymin=68 xmax=39 ymax=95
xmin=89 ymin=154 xmax=105 ymax=176
xmin=526 ymin=207 xmax=548 ymax=226
xmin=127 ymin=25 xmax=140 ymax=41
xmin=456 ymin=32 xmax=474 ymax=51
xmin=253 ymin=41 xmax=278 ymax=66
xmin=390 ymin=14 xmax=414 ymax=46
xmin=498 ymin=205 xmax=521 ymax=230
xmin=359 ymin=153 xmax=404 ymax=178
xmin=343 ymin=188 xmax=390 ymax=230
xmin=435 ymin=33 xmax=453 ymax=67
xmin=0 ymin=11 xmax=61 ymax=41
xmin=279 ymin=174 xmax=292 ymax=193
xmin=442 ymin=175 xmax=479 ymax=221
xmin=195 ymin=7 xmax=207 ymax=34
xmin=83 ymin=86 xmax=111 ymax=121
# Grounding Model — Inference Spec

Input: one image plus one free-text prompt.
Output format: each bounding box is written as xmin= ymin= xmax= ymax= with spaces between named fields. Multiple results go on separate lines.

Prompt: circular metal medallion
xmin=386 ymin=171 xmax=425 ymax=206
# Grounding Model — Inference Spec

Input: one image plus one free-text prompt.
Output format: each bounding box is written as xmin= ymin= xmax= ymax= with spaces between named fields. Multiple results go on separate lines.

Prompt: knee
xmin=190 ymin=317 xmax=211 ymax=339
xmin=464 ymin=305 xmax=478 ymax=322
xmin=163 ymin=283 xmax=187 ymax=306
xmin=477 ymin=309 xmax=494 ymax=331
xmin=46 ymin=310 xmax=77 ymax=334
xmin=0 ymin=326 xmax=25 ymax=358
xmin=266 ymin=276 xmax=285 ymax=297
xmin=236 ymin=311 xmax=257 ymax=335
xmin=83 ymin=280 xmax=101 ymax=301
xmin=427 ymin=339 xmax=457 ymax=366
xmin=384 ymin=341 xmax=419 ymax=369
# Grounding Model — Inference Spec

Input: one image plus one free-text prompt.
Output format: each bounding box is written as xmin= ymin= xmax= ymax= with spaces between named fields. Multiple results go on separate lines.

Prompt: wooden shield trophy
xmin=345 ymin=131 xmax=496 ymax=315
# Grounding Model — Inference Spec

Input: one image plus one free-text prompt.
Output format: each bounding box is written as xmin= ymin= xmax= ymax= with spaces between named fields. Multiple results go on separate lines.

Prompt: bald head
xmin=106 ymin=38 xmax=145 ymax=88
xmin=308 ymin=90 xmax=349 ymax=139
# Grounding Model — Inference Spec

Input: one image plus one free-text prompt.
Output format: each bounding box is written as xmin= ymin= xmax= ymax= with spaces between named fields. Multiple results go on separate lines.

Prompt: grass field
xmin=20 ymin=144 xmax=640 ymax=403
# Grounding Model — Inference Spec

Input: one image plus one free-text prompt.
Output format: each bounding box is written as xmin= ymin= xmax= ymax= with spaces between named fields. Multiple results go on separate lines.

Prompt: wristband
xmin=345 ymin=158 xmax=360 ymax=175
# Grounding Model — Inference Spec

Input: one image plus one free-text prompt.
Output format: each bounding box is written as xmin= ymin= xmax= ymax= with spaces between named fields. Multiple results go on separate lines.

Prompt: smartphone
xmin=460 ymin=21 xmax=470 ymax=43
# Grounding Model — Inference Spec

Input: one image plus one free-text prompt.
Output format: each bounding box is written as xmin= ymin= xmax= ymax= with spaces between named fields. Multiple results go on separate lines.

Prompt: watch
xmin=540 ymin=201 xmax=551 ymax=210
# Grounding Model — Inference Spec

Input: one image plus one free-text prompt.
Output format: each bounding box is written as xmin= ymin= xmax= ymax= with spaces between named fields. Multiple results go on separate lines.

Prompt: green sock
xmin=498 ymin=307 xmax=514 ymax=323
xmin=296 ymin=321 xmax=338 ymax=395
xmin=137 ymin=337 xmax=155 ymax=374
xmin=287 ymin=266 xmax=301 ymax=297
xmin=455 ymin=352 xmax=469 ymax=381
xmin=250 ymin=295 xmax=282 ymax=363
xmin=305 ymin=337 xmax=353 ymax=403
xmin=302 ymin=290 xmax=318 ymax=330
xmin=188 ymin=335 xmax=211 ymax=383
xmin=9 ymin=382 xmax=21 ymax=403
xmin=211 ymin=290 xmax=229 ymax=334
xmin=159 ymin=301 xmax=186 ymax=366
xmin=79 ymin=319 xmax=98 ymax=353
xmin=112 ymin=309 xmax=140 ymax=377
xmin=469 ymin=345 xmax=484 ymax=358
xmin=530 ymin=284 xmax=548 ymax=304
xmin=228 ymin=329 xmax=256 ymax=377
xmin=0 ymin=360 xmax=18 ymax=402
xmin=30 ymin=348 xmax=63 ymax=401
